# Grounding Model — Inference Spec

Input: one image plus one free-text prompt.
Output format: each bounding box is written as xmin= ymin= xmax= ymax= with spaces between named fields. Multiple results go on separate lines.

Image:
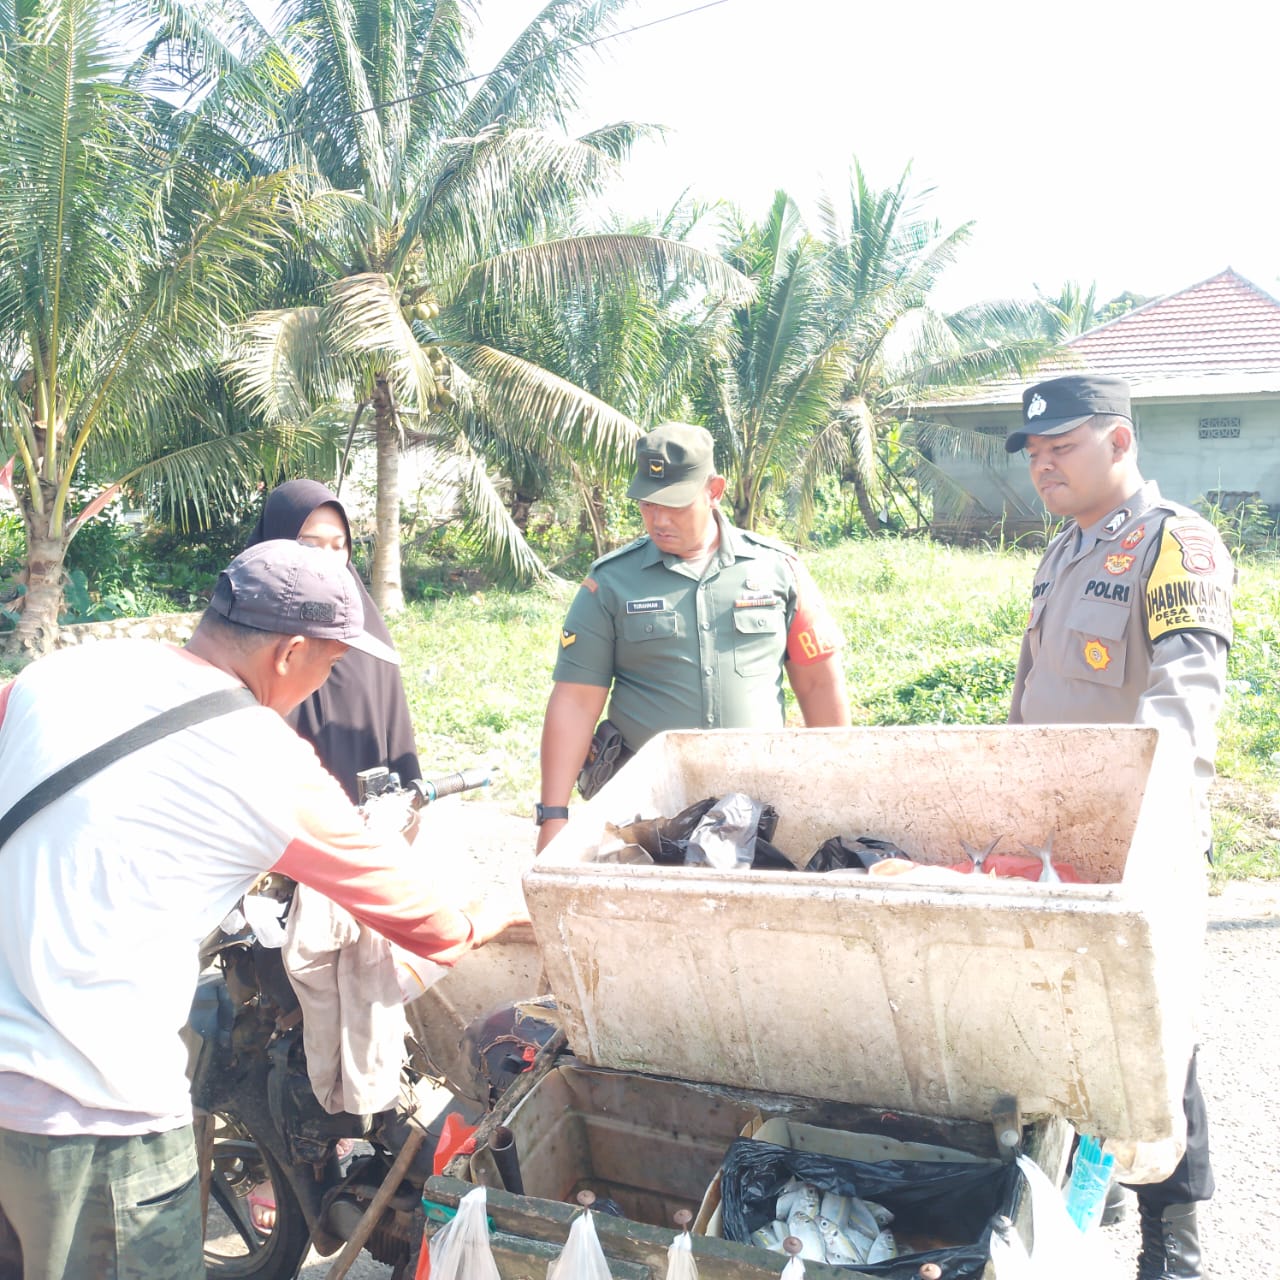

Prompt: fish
xmin=751 ymin=1220 xmax=787 ymax=1251
xmin=816 ymin=1216 xmax=865 ymax=1264
xmin=960 ymin=834 xmax=1002 ymax=873
xmin=789 ymin=1182 xmax=820 ymax=1220
xmin=865 ymin=1200 xmax=894 ymax=1227
xmin=1021 ymin=832 xmax=1061 ymax=883
xmin=818 ymin=1191 xmax=850 ymax=1229
xmin=775 ymin=1177 xmax=805 ymax=1219
xmin=866 ymin=1229 xmax=898 ymax=1263
xmin=846 ymin=1197 xmax=882 ymax=1241
xmin=785 ymin=1210 xmax=826 ymax=1261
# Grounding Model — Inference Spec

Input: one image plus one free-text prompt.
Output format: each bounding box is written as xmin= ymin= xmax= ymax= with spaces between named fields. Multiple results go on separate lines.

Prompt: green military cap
xmin=626 ymin=423 xmax=716 ymax=507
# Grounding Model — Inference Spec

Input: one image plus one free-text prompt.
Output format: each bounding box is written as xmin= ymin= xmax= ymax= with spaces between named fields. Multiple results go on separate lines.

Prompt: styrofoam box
xmin=523 ymin=726 xmax=1206 ymax=1168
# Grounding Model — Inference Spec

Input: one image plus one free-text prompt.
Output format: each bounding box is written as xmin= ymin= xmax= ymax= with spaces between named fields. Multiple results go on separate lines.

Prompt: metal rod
xmin=325 ymin=1125 xmax=426 ymax=1280
xmin=489 ymin=1123 xmax=524 ymax=1195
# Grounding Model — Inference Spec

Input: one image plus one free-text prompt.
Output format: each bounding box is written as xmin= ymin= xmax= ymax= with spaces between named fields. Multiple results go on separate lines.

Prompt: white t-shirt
xmin=0 ymin=640 xmax=474 ymax=1133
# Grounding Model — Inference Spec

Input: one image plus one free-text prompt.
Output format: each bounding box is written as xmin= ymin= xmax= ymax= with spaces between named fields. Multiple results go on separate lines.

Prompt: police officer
xmin=1007 ymin=373 xmax=1232 ymax=1280
xmin=536 ymin=423 xmax=850 ymax=851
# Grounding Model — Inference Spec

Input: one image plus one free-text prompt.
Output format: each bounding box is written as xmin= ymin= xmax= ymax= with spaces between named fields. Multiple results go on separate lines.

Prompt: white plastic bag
xmin=547 ymin=1208 xmax=614 ymax=1280
xmin=426 ymin=1186 xmax=501 ymax=1280
xmin=988 ymin=1214 xmax=1032 ymax=1280
xmin=665 ymin=1229 xmax=699 ymax=1280
xmin=1014 ymin=1154 xmax=1119 ymax=1280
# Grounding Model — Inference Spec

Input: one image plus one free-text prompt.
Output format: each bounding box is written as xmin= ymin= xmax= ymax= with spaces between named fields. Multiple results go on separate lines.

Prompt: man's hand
xmin=465 ymin=896 xmax=532 ymax=947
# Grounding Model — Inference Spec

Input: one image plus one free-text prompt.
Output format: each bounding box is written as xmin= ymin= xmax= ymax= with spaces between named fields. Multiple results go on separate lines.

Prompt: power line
xmin=245 ymin=0 xmax=731 ymax=151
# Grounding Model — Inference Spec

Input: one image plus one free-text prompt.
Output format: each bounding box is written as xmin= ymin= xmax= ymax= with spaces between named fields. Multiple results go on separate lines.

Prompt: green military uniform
xmin=1011 ymin=479 xmax=1234 ymax=847
xmin=553 ymin=514 xmax=839 ymax=752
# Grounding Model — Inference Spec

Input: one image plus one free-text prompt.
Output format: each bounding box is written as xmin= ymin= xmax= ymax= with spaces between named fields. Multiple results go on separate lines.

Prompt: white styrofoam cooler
xmin=522 ymin=725 xmax=1206 ymax=1165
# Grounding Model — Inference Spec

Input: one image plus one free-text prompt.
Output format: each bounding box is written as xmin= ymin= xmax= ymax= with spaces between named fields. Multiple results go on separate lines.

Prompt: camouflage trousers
xmin=0 ymin=1123 xmax=202 ymax=1280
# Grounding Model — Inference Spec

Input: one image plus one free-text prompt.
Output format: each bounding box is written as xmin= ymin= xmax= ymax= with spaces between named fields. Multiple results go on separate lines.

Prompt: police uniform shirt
xmin=1010 ymin=480 xmax=1233 ymax=846
xmin=552 ymin=513 xmax=841 ymax=751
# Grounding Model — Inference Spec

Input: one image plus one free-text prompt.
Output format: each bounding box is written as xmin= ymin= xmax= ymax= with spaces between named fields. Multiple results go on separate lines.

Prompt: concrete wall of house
xmin=931 ymin=396 xmax=1280 ymax=536
xmin=1134 ymin=397 xmax=1280 ymax=506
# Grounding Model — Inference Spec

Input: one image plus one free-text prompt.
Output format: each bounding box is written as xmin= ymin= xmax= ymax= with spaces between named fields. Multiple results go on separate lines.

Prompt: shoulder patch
xmin=1145 ymin=518 xmax=1233 ymax=644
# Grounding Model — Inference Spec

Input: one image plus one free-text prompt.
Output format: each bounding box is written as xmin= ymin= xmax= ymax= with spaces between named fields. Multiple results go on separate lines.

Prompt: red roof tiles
xmin=1043 ymin=268 xmax=1280 ymax=379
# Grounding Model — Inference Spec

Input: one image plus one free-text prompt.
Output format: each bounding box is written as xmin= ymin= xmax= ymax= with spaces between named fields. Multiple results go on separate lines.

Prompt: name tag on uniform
xmin=733 ymin=592 xmax=779 ymax=609
xmin=625 ymin=597 xmax=666 ymax=614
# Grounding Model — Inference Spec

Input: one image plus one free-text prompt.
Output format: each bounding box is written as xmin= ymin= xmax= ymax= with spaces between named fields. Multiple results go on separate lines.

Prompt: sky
xmin=470 ymin=0 xmax=1280 ymax=312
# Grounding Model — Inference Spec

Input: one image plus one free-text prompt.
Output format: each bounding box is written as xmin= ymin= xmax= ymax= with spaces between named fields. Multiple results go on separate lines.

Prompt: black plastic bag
xmin=804 ymin=836 xmax=911 ymax=873
xmin=645 ymin=798 xmax=783 ymax=869
xmin=718 ymin=1138 xmax=1018 ymax=1280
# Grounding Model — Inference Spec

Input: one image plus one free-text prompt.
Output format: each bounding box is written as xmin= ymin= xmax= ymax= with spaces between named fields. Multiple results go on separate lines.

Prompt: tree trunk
xmin=731 ymin=473 xmax=753 ymax=530
xmin=850 ymin=467 xmax=883 ymax=535
xmin=510 ymin=492 xmax=535 ymax=534
xmin=370 ymin=375 xmax=404 ymax=615
xmin=586 ymin=485 xmax=608 ymax=556
xmin=8 ymin=524 xmax=67 ymax=659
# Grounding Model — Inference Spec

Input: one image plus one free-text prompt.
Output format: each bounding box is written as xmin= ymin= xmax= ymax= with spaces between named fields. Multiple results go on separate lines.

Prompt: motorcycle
xmin=188 ymin=765 xmax=551 ymax=1279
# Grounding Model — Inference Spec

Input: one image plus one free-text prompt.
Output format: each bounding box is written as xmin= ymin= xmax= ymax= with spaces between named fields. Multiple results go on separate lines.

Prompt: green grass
xmin=389 ymin=540 xmax=1280 ymax=887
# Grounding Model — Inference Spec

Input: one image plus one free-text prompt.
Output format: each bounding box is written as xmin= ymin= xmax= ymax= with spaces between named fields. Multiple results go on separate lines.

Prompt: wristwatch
xmin=534 ymin=803 xmax=570 ymax=826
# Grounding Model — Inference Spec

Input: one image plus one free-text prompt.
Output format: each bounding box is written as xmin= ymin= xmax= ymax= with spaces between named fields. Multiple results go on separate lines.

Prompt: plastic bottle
xmin=1062 ymin=1134 xmax=1116 ymax=1232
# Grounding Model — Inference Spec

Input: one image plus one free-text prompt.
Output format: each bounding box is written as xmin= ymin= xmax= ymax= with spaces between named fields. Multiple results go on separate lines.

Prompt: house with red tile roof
xmin=926 ymin=268 xmax=1280 ymax=537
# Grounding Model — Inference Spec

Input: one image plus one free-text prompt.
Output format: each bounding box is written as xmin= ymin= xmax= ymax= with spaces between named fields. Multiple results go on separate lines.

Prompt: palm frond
xmin=455 ymin=341 xmax=640 ymax=470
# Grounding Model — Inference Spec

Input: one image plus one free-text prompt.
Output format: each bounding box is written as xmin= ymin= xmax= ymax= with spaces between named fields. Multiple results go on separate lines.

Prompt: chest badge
xmin=625 ymin=597 xmax=665 ymax=614
xmin=1104 ymin=553 xmax=1135 ymax=576
xmin=1121 ymin=524 xmax=1145 ymax=550
xmin=1083 ymin=639 xmax=1111 ymax=671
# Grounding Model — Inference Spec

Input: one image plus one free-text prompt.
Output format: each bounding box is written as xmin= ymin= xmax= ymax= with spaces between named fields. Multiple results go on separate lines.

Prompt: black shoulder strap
xmin=0 ymin=685 xmax=258 ymax=851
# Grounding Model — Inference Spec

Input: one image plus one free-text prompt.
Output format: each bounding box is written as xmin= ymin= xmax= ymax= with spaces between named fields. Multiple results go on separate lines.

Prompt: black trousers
xmin=1127 ymin=1050 xmax=1214 ymax=1207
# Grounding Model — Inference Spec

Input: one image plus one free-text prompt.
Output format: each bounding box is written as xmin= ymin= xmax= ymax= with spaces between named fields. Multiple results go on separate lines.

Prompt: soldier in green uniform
xmin=1007 ymin=373 xmax=1232 ymax=1280
xmin=536 ymin=423 xmax=849 ymax=851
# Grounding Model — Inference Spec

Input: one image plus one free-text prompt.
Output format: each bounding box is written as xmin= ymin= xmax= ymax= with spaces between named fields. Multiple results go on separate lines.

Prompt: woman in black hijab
xmin=246 ymin=479 xmax=421 ymax=803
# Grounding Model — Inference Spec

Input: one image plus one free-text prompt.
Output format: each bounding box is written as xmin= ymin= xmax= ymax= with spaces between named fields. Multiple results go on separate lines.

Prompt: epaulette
xmin=737 ymin=527 xmax=799 ymax=559
xmin=1150 ymin=496 xmax=1210 ymax=524
xmin=589 ymin=535 xmax=649 ymax=571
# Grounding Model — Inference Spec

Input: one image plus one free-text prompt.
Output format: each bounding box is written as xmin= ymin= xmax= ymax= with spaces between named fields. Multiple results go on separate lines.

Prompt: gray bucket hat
xmin=209 ymin=540 xmax=399 ymax=664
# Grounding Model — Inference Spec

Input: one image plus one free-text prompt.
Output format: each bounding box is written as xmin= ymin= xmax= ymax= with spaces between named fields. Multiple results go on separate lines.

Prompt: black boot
xmin=1102 ymin=1178 xmax=1135 ymax=1226
xmin=1136 ymin=1201 xmax=1202 ymax=1280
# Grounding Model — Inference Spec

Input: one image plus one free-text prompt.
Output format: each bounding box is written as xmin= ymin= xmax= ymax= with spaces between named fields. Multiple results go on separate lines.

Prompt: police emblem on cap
xmin=1027 ymin=394 xmax=1047 ymax=420
xmin=647 ymin=458 xmax=665 ymax=478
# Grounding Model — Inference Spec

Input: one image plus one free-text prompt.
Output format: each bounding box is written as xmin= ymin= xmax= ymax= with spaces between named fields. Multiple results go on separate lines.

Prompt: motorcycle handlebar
xmin=410 ymin=768 xmax=491 ymax=805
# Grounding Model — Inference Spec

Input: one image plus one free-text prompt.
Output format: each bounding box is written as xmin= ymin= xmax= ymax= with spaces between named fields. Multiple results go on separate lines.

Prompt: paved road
xmin=1098 ymin=880 xmax=1280 ymax=1276
xmin=301 ymin=803 xmax=1280 ymax=1278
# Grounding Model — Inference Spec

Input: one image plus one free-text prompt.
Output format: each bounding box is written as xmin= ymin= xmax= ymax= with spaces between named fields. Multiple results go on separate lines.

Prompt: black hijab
xmin=246 ymin=479 xmax=421 ymax=802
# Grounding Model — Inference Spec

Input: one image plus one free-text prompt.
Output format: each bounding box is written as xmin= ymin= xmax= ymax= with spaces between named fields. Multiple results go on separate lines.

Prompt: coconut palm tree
xmin=226 ymin=0 xmax=749 ymax=607
xmin=467 ymin=200 xmax=729 ymax=558
xmin=789 ymin=163 xmax=1049 ymax=534
xmin=690 ymin=191 xmax=848 ymax=532
xmin=0 ymin=0 xmax=312 ymax=655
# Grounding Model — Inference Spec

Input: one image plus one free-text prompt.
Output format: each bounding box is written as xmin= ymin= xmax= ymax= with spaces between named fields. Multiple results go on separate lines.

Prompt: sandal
xmin=248 ymin=1182 xmax=276 ymax=1233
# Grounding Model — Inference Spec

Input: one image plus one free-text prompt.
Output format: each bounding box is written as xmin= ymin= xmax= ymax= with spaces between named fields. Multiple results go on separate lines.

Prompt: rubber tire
xmin=203 ymin=1108 xmax=311 ymax=1280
